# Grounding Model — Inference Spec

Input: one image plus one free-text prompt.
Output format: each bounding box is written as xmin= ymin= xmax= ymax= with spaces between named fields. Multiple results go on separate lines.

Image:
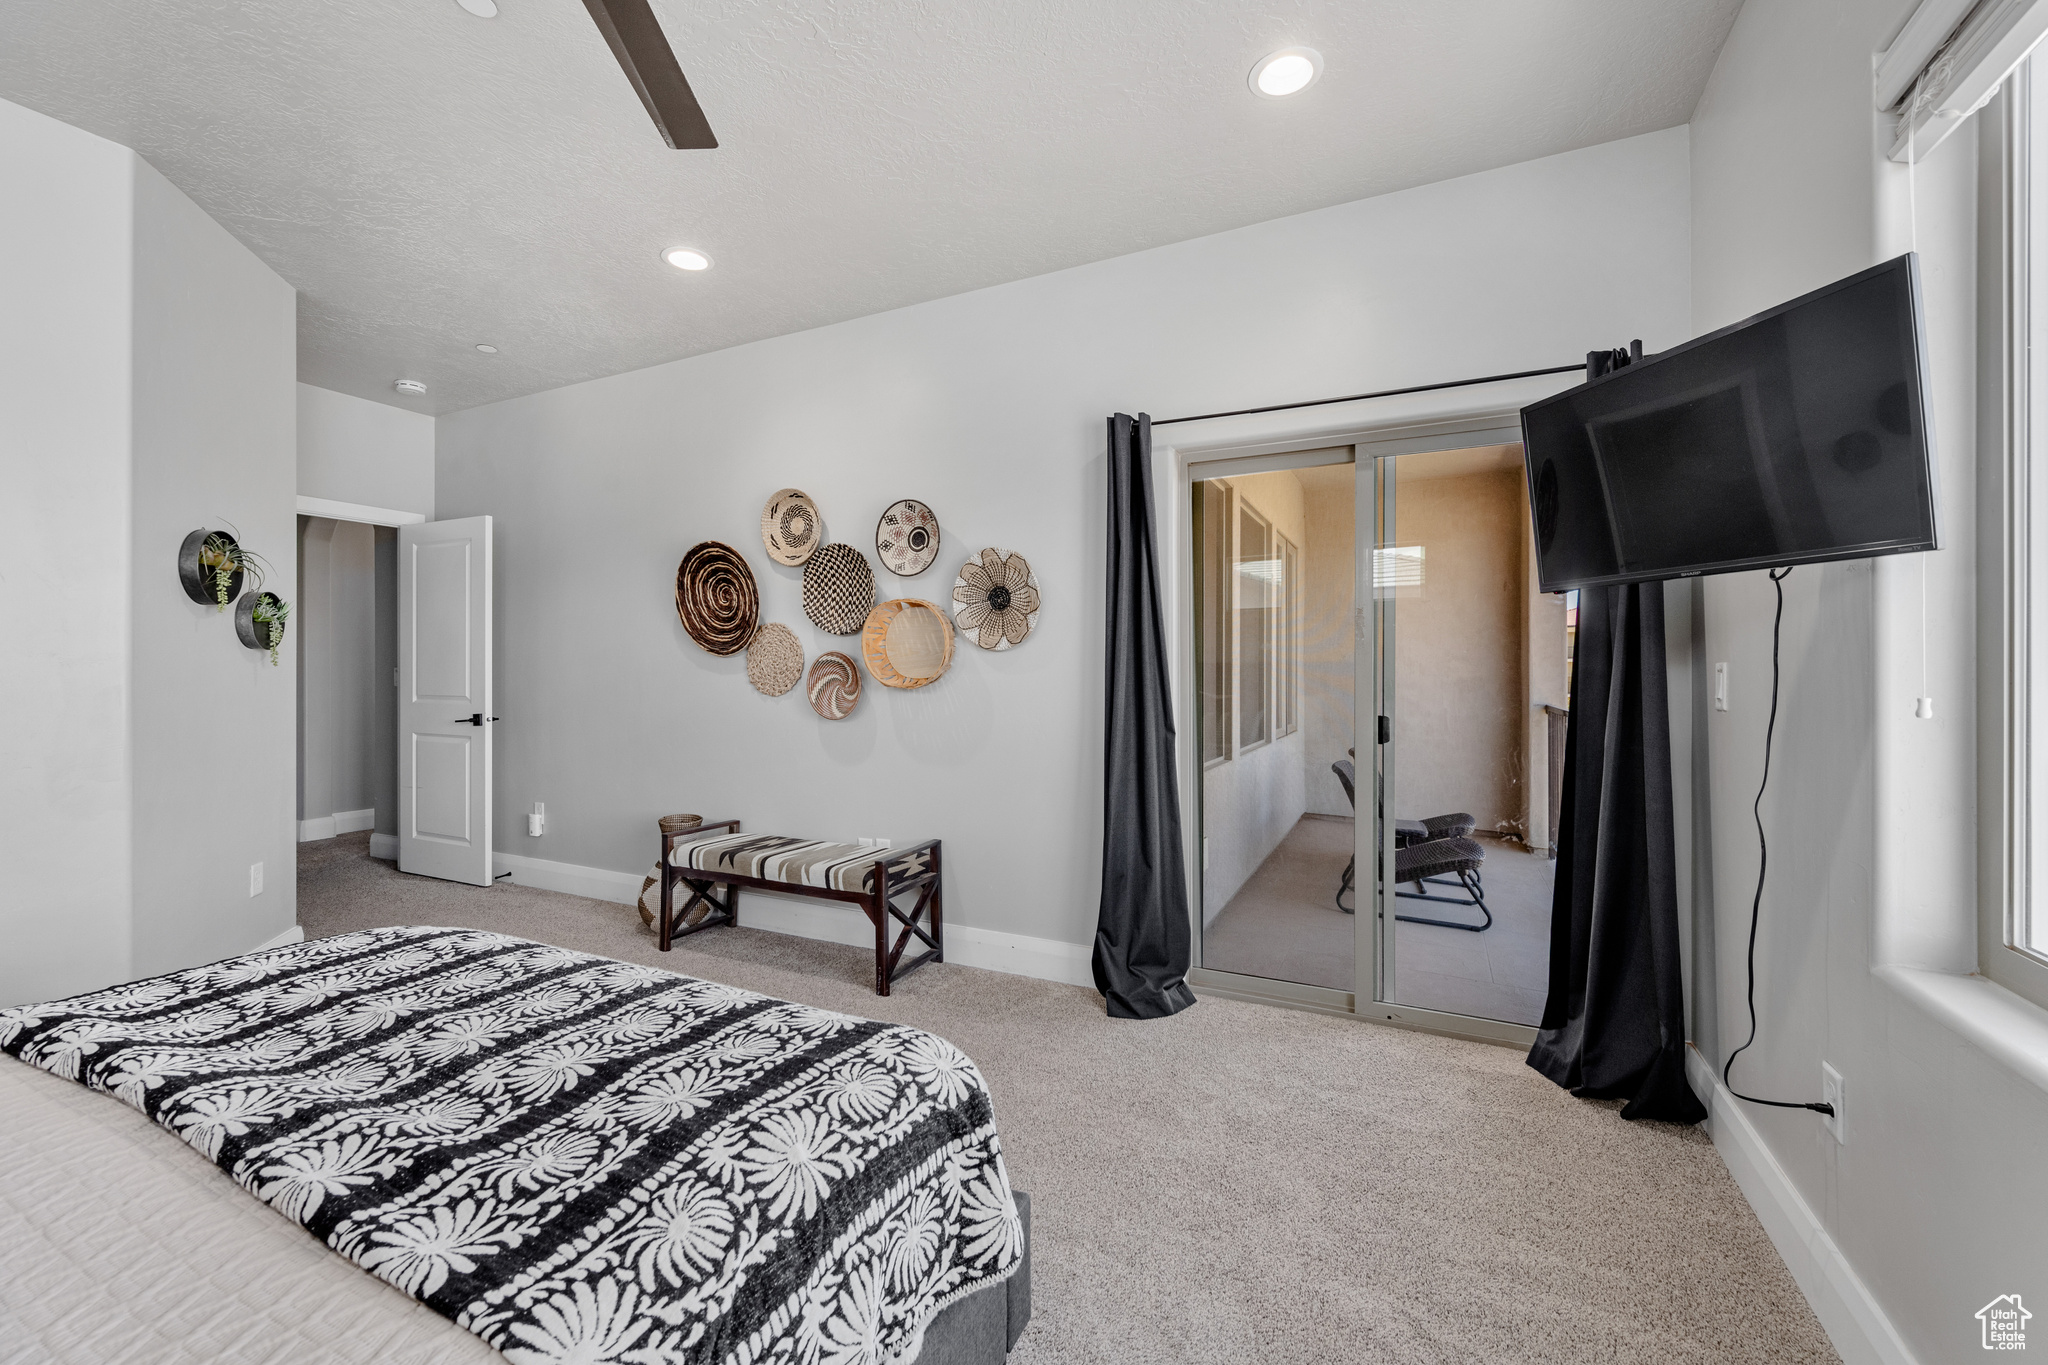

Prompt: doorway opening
xmin=295 ymin=516 xmax=400 ymax=861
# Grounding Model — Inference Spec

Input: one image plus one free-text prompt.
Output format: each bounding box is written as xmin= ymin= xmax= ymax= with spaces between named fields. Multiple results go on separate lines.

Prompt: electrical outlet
xmin=528 ymin=802 xmax=545 ymax=837
xmin=248 ymin=862 xmax=264 ymax=897
xmin=1820 ymin=1062 xmax=1844 ymax=1143
xmin=1713 ymin=662 xmax=1730 ymax=712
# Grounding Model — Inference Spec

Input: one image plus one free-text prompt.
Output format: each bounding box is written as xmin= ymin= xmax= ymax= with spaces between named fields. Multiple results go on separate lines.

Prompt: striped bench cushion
xmin=669 ymin=832 xmax=931 ymax=894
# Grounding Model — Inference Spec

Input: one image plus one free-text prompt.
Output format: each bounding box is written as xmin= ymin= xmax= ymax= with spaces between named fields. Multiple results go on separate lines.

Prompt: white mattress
xmin=0 ymin=1053 xmax=501 ymax=1365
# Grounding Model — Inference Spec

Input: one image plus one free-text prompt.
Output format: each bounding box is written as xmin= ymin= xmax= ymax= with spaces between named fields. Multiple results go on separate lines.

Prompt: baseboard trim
xmin=1685 ymin=1046 xmax=1919 ymax=1365
xmin=369 ymin=832 xmax=398 ymax=860
xmin=490 ymin=851 xmax=1094 ymax=990
xmin=254 ymin=925 xmax=305 ymax=953
xmin=299 ymin=808 xmax=374 ymax=842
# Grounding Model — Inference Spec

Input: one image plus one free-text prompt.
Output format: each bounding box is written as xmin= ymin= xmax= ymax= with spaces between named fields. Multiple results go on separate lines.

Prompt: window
xmin=1988 ymin=56 xmax=2048 ymax=1008
xmin=1195 ymin=478 xmax=1302 ymax=763
xmin=1236 ymin=503 xmax=1273 ymax=749
xmin=1278 ymin=533 xmax=1300 ymax=738
xmin=1198 ymin=481 xmax=1232 ymax=765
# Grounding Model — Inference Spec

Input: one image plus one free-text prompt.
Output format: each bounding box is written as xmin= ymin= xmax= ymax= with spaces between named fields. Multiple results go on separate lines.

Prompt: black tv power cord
xmin=1722 ymin=565 xmax=1837 ymax=1120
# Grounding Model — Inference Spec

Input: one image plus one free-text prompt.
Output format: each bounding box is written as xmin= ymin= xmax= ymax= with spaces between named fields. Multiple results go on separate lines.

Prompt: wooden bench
xmin=658 ymin=820 xmax=944 ymax=996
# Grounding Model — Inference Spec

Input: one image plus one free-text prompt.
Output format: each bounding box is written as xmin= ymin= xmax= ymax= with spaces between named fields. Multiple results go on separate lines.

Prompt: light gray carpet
xmin=299 ymin=833 xmax=1837 ymax=1364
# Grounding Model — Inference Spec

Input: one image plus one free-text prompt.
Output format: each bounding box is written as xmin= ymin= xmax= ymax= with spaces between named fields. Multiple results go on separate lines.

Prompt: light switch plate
xmin=1820 ymin=1062 xmax=1844 ymax=1143
xmin=248 ymin=862 xmax=264 ymax=897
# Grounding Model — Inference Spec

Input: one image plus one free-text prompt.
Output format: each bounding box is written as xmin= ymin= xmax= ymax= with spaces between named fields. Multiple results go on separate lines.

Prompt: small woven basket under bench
xmin=658 ymin=820 xmax=943 ymax=996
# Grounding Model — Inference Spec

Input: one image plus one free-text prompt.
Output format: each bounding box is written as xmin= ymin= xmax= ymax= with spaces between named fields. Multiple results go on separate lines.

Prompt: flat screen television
xmin=1520 ymin=254 xmax=1939 ymax=593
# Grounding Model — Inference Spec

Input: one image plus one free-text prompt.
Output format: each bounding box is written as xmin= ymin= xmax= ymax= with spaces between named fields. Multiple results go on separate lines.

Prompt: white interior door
xmin=398 ymin=516 xmax=493 ymax=886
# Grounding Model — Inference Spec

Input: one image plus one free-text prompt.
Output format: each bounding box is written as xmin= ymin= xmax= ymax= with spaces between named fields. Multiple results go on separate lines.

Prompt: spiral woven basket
xmin=807 ymin=651 xmax=862 ymax=720
xmin=760 ymin=488 xmax=823 ymax=566
xmin=675 ymin=541 xmax=759 ymax=655
xmin=746 ymin=623 xmax=804 ymax=697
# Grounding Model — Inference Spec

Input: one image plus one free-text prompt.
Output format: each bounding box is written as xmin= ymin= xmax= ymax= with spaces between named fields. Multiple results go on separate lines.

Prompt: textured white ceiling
xmin=0 ymin=1 xmax=1739 ymax=414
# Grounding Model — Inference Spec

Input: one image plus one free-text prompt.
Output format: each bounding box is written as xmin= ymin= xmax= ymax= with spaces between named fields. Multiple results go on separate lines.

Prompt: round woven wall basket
xmin=675 ymin=541 xmax=759 ymax=655
xmin=801 ymin=542 xmax=876 ymax=635
xmin=807 ymin=651 xmax=862 ymax=720
xmin=954 ymin=547 xmax=1041 ymax=651
xmin=760 ymin=488 xmax=823 ymax=566
xmin=861 ymin=598 xmax=954 ymax=689
xmin=746 ymin=622 xmax=804 ymax=696
xmin=875 ymin=498 xmax=941 ymax=576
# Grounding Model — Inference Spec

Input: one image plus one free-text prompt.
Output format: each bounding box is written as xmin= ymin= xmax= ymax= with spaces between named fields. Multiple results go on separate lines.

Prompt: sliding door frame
xmin=1160 ymin=386 xmax=1566 ymax=1047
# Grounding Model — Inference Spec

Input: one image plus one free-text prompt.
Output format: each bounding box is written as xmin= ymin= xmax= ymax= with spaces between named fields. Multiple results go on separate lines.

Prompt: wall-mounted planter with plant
xmin=179 ymin=528 xmax=264 ymax=611
xmin=237 ymin=591 xmax=290 ymax=666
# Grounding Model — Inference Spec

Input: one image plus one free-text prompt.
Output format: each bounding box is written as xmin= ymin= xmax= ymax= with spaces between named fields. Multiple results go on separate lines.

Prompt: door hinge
xmin=1377 ymin=715 xmax=1391 ymax=745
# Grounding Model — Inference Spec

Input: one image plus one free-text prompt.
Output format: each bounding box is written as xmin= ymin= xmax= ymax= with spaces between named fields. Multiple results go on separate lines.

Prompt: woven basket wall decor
xmin=746 ymin=622 xmax=804 ymax=696
xmin=760 ymin=488 xmax=823 ymax=566
xmin=860 ymin=598 xmax=954 ymax=689
xmin=801 ymin=542 xmax=876 ymax=635
xmin=807 ymin=651 xmax=862 ymax=719
xmin=953 ymin=547 xmax=1041 ymax=650
xmin=675 ymin=541 xmax=759 ymax=655
xmin=875 ymin=498 xmax=941 ymax=576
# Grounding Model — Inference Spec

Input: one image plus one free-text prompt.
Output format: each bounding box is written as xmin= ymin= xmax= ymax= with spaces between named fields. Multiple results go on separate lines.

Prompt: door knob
xmin=458 ymin=714 xmax=501 ymax=725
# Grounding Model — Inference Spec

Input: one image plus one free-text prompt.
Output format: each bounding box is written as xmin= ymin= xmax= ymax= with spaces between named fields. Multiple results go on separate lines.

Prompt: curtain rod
xmin=1149 ymin=361 xmax=1589 ymax=427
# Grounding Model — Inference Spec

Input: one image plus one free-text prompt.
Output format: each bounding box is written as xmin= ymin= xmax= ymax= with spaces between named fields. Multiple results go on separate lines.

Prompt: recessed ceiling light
xmin=455 ymin=0 xmax=498 ymax=17
xmin=475 ymin=344 xmax=498 ymax=353
xmin=394 ymin=379 xmax=427 ymax=396
xmin=664 ymin=247 xmax=713 ymax=271
xmin=1250 ymin=48 xmax=1322 ymax=99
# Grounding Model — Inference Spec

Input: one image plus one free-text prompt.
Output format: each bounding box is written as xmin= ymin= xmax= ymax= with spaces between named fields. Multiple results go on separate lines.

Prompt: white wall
xmin=0 ymin=95 xmax=297 ymax=1004
xmin=0 ymin=98 xmax=137 ymax=1004
xmin=298 ymin=382 xmax=434 ymax=518
xmin=128 ymin=157 xmax=299 ymax=977
xmin=1689 ymin=1 xmax=2048 ymax=1360
xmin=1200 ymin=469 xmax=1309 ymax=921
xmin=437 ymin=126 xmax=1691 ymax=956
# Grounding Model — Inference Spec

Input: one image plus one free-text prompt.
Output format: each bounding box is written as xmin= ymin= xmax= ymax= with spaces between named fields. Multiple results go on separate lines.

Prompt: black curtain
xmin=1093 ymin=413 xmax=1197 ymax=1020
xmin=1526 ymin=580 xmax=1705 ymax=1123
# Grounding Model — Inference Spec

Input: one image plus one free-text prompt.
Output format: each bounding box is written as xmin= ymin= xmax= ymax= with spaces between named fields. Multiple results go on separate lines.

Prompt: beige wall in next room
xmin=1391 ymin=446 xmax=1563 ymax=839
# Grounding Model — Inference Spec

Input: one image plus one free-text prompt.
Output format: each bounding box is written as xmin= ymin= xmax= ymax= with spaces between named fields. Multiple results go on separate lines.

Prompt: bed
xmin=0 ymin=926 xmax=1031 ymax=1365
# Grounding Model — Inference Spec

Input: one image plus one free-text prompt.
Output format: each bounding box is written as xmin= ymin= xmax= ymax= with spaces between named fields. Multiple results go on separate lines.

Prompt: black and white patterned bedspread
xmin=0 ymin=926 xmax=1023 ymax=1365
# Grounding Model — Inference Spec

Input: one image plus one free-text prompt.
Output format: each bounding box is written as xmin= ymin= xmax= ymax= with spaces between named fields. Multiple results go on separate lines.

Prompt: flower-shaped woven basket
xmin=760 ymin=488 xmax=823 ymax=566
xmin=675 ymin=541 xmax=759 ymax=655
xmin=801 ymin=542 xmax=876 ymax=635
xmin=953 ymin=548 xmax=1041 ymax=650
xmin=746 ymin=622 xmax=804 ymax=696
xmin=875 ymin=498 xmax=941 ymax=576
xmin=807 ymin=651 xmax=862 ymax=719
xmin=860 ymin=599 xmax=954 ymax=689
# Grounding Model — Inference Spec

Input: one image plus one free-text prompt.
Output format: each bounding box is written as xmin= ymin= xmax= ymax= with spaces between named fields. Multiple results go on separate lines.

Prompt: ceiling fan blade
xmin=581 ymin=0 xmax=717 ymax=149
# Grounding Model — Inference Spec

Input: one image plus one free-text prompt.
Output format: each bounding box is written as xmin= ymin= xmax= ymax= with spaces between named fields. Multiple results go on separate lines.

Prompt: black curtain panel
xmin=1526 ymin=581 xmax=1706 ymax=1124
xmin=1092 ymin=413 xmax=1197 ymax=1020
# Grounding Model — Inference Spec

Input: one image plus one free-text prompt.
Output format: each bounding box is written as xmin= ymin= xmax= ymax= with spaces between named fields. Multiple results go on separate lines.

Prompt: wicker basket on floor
xmin=643 ymin=815 xmax=706 ymax=928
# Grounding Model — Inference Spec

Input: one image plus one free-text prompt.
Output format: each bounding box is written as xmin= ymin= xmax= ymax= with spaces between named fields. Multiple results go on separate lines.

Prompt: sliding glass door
xmin=1193 ymin=457 xmax=1357 ymax=999
xmin=1366 ymin=445 xmax=1562 ymax=1031
xmin=1187 ymin=435 xmax=1558 ymax=1041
